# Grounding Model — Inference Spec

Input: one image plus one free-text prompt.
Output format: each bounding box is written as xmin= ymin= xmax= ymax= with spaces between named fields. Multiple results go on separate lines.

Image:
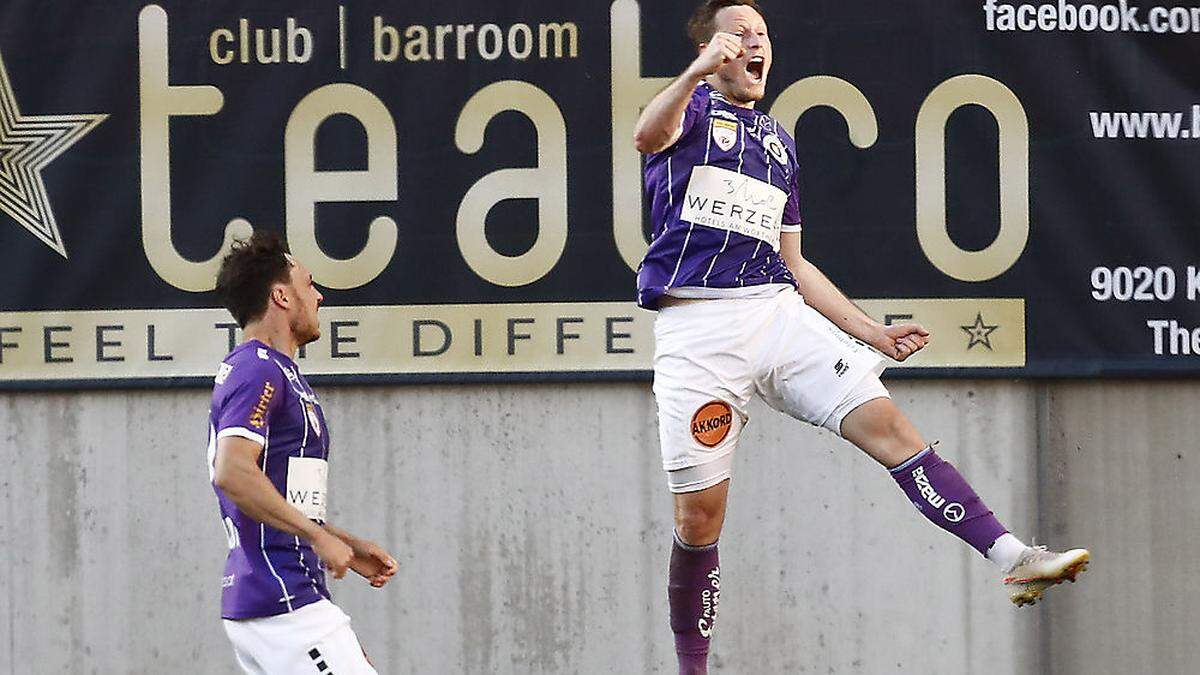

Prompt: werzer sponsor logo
xmin=680 ymin=165 xmax=786 ymax=250
xmin=683 ymin=195 xmax=776 ymax=230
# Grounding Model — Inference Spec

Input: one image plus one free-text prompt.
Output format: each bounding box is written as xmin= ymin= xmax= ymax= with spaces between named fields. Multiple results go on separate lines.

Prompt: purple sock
xmin=890 ymin=447 xmax=1008 ymax=556
xmin=668 ymin=532 xmax=720 ymax=675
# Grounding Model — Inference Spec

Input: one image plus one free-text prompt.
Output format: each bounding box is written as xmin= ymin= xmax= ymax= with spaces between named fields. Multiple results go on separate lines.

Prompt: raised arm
xmin=633 ymin=32 xmax=744 ymax=154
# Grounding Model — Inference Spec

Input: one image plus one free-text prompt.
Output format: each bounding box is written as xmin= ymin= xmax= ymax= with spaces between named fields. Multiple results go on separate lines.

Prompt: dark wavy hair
xmin=214 ymin=230 xmax=293 ymax=328
xmin=687 ymin=0 xmax=765 ymax=47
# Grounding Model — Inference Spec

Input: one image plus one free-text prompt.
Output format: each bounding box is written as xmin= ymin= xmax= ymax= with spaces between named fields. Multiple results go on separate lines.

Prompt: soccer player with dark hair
xmin=634 ymin=1 xmax=1089 ymax=672
xmin=208 ymin=230 xmax=396 ymax=674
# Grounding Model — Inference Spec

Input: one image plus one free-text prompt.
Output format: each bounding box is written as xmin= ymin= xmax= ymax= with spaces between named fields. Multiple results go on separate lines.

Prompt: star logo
xmin=0 ymin=49 xmax=107 ymax=258
xmin=960 ymin=312 xmax=1000 ymax=351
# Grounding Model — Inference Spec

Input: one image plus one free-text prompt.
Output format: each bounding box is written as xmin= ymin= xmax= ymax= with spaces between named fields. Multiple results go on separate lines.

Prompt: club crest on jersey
xmin=711 ymin=119 xmax=739 ymax=152
xmin=305 ymin=402 xmax=322 ymax=437
xmin=691 ymin=400 xmax=733 ymax=447
xmin=763 ymin=133 xmax=788 ymax=165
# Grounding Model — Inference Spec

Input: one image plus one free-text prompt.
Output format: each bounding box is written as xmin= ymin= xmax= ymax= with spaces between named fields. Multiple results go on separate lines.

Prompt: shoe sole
xmin=1007 ymin=550 xmax=1090 ymax=607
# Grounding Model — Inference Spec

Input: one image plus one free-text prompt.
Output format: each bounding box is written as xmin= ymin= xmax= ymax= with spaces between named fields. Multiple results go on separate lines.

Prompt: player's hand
xmin=688 ymin=32 xmax=744 ymax=77
xmin=312 ymin=530 xmax=354 ymax=580
xmin=348 ymin=540 xmax=399 ymax=588
xmin=875 ymin=323 xmax=931 ymax=362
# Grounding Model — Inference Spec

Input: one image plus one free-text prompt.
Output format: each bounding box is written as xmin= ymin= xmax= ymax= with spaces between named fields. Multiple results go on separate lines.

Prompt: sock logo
xmin=912 ymin=466 xmax=966 ymax=522
xmin=697 ymin=566 xmax=721 ymax=639
xmin=942 ymin=502 xmax=965 ymax=522
xmin=911 ymin=465 xmax=946 ymax=509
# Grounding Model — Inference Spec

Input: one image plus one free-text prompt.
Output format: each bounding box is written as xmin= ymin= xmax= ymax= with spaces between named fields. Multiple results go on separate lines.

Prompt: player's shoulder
xmin=214 ymin=341 xmax=287 ymax=392
xmin=680 ymin=84 xmax=744 ymax=136
xmin=760 ymin=110 xmax=797 ymax=148
xmin=696 ymin=82 xmax=744 ymax=116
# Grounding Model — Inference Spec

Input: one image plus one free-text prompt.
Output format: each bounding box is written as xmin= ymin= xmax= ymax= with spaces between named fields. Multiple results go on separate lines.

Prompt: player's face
xmin=708 ymin=6 xmax=772 ymax=105
xmin=285 ymin=258 xmax=323 ymax=346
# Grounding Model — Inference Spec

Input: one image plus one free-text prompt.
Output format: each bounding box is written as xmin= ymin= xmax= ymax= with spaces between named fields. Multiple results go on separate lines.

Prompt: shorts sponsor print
xmin=691 ymin=400 xmax=733 ymax=447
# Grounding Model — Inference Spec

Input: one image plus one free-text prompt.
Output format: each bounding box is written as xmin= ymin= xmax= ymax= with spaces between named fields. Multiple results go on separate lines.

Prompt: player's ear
xmin=696 ymin=42 xmax=707 ymax=54
xmin=270 ymin=283 xmax=290 ymax=309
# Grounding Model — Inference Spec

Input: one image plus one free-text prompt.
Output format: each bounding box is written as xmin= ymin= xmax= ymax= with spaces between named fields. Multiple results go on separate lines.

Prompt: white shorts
xmin=223 ymin=599 xmax=377 ymax=675
xmin=653 ymin=289 xmax=889 ymax=493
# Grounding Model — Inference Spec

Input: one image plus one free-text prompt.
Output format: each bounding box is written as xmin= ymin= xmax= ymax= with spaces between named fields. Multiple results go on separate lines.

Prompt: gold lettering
xmin=455 ymin=81 xmax=568 ymax=287
xmin=284 ymin=84 xmax=399 ymax=289
xmin=139 ymin=5 xmax=251 ymax=292
xmin=915 ymin=75 xmax=1029 ymax=282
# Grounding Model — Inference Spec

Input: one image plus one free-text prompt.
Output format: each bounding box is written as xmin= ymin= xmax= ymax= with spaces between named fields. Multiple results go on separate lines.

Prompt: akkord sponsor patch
xmin=691 ymin=400 xmax=733 ymax=447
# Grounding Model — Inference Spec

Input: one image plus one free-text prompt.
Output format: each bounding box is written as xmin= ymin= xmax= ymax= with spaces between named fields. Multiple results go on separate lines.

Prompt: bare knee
xmin=884 ymin=411 xmax=924 ymax=451
xmin=673 ymin=481 xmax=729 ymax=546
xmin=675 ymin=506 xmax=722 ymax=545
xmin=842 ymin=399 xmax=926 ymax=468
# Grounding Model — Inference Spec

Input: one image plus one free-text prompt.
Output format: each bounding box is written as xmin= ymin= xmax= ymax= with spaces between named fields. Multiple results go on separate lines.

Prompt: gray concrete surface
xmin=0 ymin=380 xmax=1194 ymax=673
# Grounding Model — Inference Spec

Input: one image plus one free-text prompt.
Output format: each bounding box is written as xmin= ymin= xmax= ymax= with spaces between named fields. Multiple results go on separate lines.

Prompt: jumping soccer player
xmin=208 ymin=231 xmax=396 ymax=674
xmin=633 ymin=2 xmax=1089 ymax=672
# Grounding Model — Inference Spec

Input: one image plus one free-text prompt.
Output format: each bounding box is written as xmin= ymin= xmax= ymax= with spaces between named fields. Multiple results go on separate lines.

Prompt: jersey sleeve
xmin=668 ymin=86 xmax=710 ymax=150
xmin=780 ymin=168 xmax=802 ymax=232
xmin=212 ymin=359 xmax=286 ymax=447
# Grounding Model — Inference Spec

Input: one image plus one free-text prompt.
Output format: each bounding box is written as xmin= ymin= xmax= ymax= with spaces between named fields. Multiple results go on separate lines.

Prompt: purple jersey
xmin=207 ymin=340 xmax=332 ymax=619
xmin=637 ymin=82 xmax=803 ymax=309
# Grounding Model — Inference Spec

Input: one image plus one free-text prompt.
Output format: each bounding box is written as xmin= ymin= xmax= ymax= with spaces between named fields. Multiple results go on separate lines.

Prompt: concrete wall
xmin=0 ymin=380 xmax=1195 ymax=674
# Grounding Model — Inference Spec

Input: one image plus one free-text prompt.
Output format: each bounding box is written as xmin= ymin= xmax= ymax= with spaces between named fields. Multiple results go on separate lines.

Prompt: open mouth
xmin=746 ymin=55 xmax=765 ymax=83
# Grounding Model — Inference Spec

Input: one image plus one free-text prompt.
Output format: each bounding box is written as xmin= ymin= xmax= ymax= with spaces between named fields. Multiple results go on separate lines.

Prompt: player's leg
xmin=661 ymin=421 xmax=737 ymax=675
xmin=758 ymin=326 xmax=1012 ymax=560
xmin=761 ymin=295 xmax=1087 ymax=605
xmin=839 ymin=396 xmax=1014 ymax=557
xmin=654 ymin=299 xmax=757 ymax=675
xmin=653 ymin=299 xmax=758 ymax=672
xmin=838 ymin=388 xmax=1089 ymax=606
xmin=669 ymin=471 xmax=730 ymax=675
xmin=673 ymin=469 xmax=731 ymax=545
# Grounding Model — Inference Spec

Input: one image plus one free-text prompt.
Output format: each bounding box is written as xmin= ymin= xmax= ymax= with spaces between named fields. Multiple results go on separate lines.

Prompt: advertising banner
xmin=1 ymin=0 xmax=1197 ymax=386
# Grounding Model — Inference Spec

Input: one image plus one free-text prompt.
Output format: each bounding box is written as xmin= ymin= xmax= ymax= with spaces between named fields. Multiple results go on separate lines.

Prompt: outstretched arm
xmin=633 ymin=32 xmax=744 ymax=154
xmin=779 ymin=231 xmax=929 ymax=362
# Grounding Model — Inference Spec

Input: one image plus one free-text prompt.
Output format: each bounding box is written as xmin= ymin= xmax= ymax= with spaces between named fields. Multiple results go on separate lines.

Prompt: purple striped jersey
xmin=207 ymin=339 xmax=331 ymax=619
xmin=637 ymin=82 xmax=802 ymax=309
